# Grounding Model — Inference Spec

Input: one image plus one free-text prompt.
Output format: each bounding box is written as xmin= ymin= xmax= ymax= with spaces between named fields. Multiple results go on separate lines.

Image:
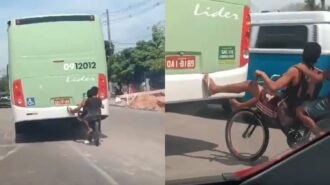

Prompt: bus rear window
xmin=255 ymin=25 xmax=308 ymax=49
xmin=15 ymin=15 xmax=94 ymax=25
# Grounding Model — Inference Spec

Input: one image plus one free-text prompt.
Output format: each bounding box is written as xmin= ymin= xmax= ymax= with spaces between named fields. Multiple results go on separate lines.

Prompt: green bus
xmin=165 ymin=0 xmax=250 ymax=104
xmin=7 ymin=15 xmax=109 ymax=129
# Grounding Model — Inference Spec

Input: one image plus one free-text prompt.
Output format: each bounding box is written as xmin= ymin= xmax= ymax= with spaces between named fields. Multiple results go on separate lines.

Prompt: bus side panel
xmin=246 ymin=52 xmax=330 ymax=99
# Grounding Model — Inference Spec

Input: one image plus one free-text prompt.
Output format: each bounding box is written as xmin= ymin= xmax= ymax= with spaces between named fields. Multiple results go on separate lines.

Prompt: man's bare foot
xmin=229 ymin=99 xmax=241 ymax=112
xmin=203 ymin=74 xmax=218 ymax=95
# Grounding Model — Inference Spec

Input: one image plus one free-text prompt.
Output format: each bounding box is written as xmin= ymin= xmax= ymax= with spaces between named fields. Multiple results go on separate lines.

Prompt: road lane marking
xmin=0 ymin=145 xmax=23 ymax=161
xmin=69 ymin=143 xmax=119 ymax=185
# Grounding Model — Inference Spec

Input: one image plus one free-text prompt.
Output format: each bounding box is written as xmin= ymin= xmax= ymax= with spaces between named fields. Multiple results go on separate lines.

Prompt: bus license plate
xmin=165 ymin=56 xmax=195 ymax=69
xmin=54 ymin=98 xmax=70 ymax=105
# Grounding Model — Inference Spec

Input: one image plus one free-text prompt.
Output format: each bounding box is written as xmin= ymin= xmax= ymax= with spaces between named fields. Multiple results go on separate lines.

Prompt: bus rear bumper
xmin=165 ymin=65 xmax=248 ymax=103
xmin=12 ymin=99 xmax=109 ymax=123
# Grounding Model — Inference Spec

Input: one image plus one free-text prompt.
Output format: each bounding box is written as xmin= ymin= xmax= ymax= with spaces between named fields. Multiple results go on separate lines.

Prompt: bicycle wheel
xmin=225 ymin=110 xmax=269 ymax=161
xmin=93 ymin=121 xmax=100 ymax=146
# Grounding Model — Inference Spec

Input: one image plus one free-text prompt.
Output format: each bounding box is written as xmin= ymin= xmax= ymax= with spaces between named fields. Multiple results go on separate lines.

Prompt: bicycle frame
xmin=247 ymin=107 xmax=312 ymax=147
xmin=242 ymin=111 xmax=262 ymax=138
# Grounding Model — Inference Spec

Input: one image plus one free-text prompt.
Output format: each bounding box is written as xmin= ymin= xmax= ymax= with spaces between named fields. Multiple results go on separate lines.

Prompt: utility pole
xmin=106 ymin=9 xmax=111 ymax=42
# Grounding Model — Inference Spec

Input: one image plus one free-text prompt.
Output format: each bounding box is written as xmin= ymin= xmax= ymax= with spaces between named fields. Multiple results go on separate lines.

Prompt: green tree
xmin=305 ymin=0 xmax=317 ymax=10
xmin=304 ymin=0 xmax=328 ymax=10
xmin=108 ymin=49 xmax=135 ymax=84
xmin=107 ymin=23 xmax=165 ymax=90
xmin=282 ymin=1 xmax=328 ymax=11
xmin=130 ymin=23 xmax=165 ymax=88
xmin=143 ymin=23 xmax=165 ymax=88
xmin=321 ymin=0 xmax=325 ymax=10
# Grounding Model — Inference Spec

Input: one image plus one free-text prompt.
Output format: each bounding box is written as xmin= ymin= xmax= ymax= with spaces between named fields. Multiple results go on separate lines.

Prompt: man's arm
xmin=71 ymin=100 xmax=86 ymax=113
xmin=255 ymin=68 xmax=296 ymax=92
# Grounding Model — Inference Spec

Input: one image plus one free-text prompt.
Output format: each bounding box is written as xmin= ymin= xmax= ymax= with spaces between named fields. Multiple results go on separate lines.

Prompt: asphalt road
xmin=166 ymin=103 xmax=290 ymax=184
xmin=0 ymin=106 xmax=164 ymax=185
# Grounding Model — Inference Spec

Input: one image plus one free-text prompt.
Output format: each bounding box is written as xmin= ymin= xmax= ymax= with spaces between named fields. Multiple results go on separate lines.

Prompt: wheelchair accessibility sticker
xmin=26 ymin=97 xmax=35 ymax=106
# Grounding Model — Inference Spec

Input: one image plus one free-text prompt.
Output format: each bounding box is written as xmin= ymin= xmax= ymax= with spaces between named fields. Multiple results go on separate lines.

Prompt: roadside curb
xmin=109 ymin=104 xmax=127 ymax=108
xmin=108 ymin=103 xmax=126 ymax=108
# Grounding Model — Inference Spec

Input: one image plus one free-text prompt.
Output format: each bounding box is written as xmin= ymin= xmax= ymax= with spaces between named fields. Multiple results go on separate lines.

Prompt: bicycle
xmin=225 ymin=78 xmax=330 ymax=162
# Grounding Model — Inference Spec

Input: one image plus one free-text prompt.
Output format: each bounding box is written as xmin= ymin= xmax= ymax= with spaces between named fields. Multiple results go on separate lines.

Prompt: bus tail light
xmin=98 ymin=74 xmax=108 ymax=100
xmin=13 ymin=79 xmax=25 ymax=107
xmin=239 ymin=6 xmax=251 ymax=67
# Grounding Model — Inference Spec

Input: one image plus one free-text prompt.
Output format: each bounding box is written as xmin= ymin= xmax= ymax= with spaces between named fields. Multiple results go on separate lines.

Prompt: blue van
xmin=247 ymin=11 xmax=330 ymax=98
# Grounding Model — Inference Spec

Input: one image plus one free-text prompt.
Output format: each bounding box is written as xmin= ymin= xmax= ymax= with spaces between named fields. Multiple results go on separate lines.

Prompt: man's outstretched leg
xmin=229 ymin=97 xmax=259 ymax=112
xmin=203 ymin=74 xmax=262 ymax=97
xmin=203 ymin=74 xmax=262 ymax=110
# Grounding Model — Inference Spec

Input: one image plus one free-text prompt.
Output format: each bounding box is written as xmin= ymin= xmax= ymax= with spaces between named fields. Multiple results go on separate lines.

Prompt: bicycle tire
xmin=94 ymin=121 xmax=100 ymax=146
xmin=225 ymin=109 xmax=269 ymax=162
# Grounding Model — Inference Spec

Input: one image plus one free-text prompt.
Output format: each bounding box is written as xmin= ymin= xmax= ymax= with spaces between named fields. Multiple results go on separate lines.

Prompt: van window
xmin=255 ymin=26 xmax=308 ymax=49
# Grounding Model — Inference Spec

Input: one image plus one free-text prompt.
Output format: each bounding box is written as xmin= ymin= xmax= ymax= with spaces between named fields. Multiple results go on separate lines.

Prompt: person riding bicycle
xmin=295 ymin=61 xmax=330 ymax=136
xmin=67 ymin=86 xmax=103 ymax=137
xmin=203 ymin=42 xmax=322 ymax=117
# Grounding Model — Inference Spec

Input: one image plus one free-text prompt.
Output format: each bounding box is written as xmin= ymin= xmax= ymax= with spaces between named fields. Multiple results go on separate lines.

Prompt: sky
xmin=0 ymin=0 xmax=164 ymax=74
